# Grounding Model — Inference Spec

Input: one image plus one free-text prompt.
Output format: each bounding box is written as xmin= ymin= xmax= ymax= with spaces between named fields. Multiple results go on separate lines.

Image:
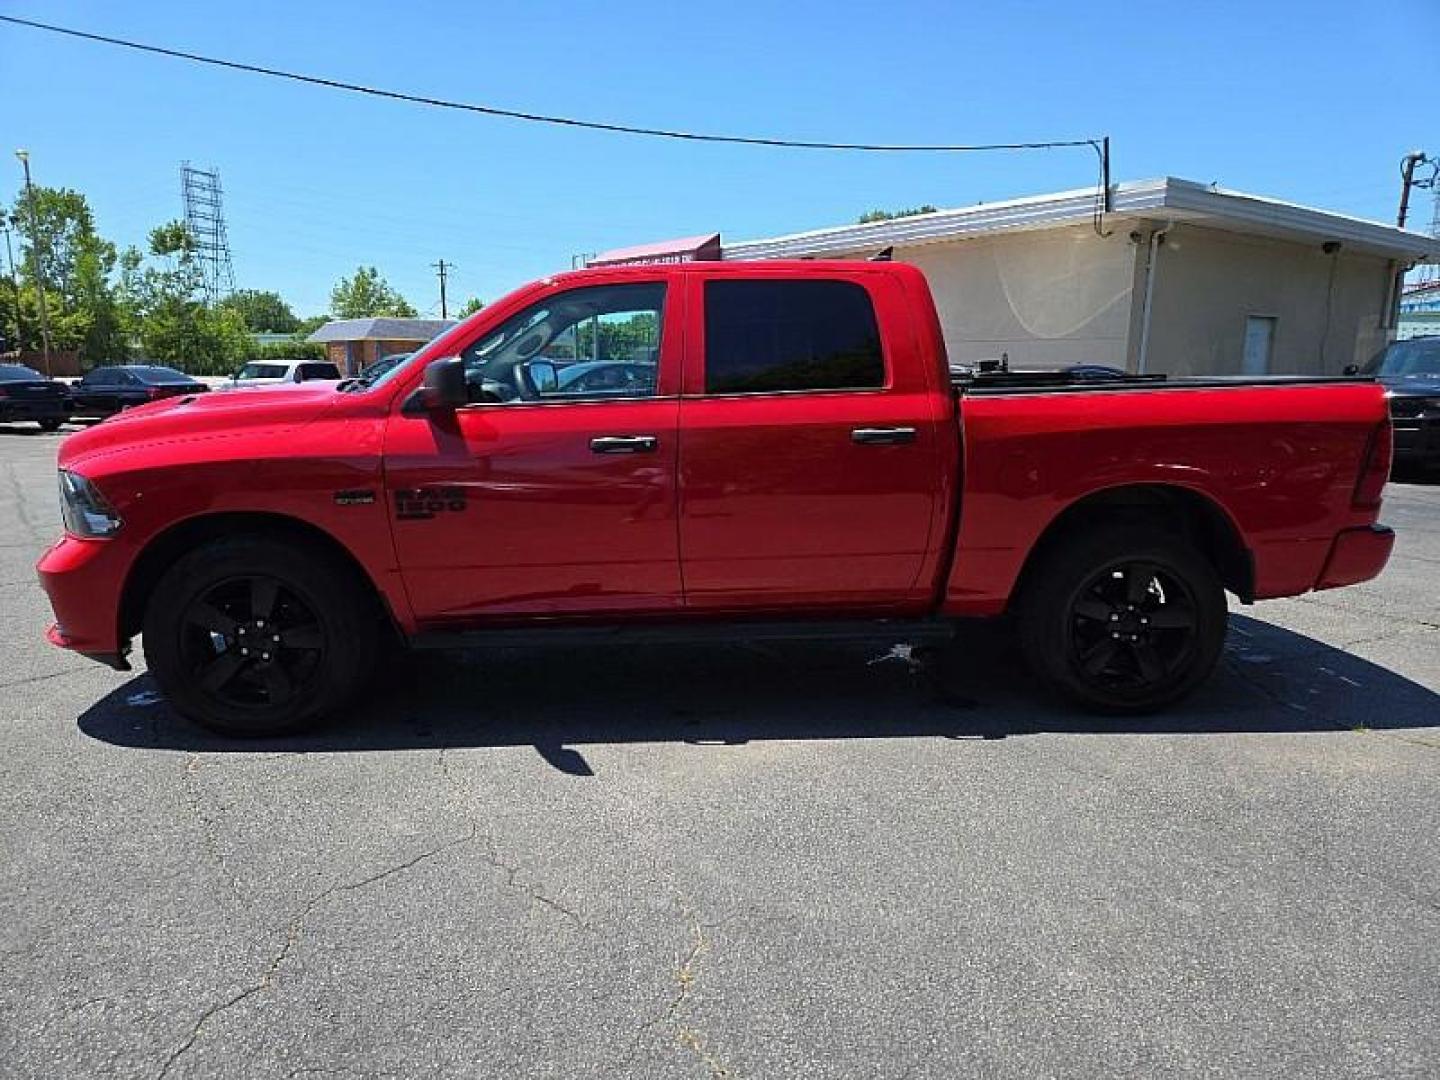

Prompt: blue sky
xmin=1 ymin=0 xmax=1435 ymax=318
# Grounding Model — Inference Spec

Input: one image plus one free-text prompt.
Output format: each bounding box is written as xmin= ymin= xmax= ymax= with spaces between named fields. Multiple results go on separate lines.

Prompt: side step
xmin=409 ymin=618 xmax=956 ymax=651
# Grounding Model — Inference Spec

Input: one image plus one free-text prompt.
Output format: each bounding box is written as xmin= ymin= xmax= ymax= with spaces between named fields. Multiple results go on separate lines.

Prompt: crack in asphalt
xmin=2 ymin=459 xmax=49 ymax=547
xmin=180 ymin=755 xmax=246 ymax=906
xmin=0 ymin=666 xmax=91 ymax=690
xmin=625 ymin=901 xmax=735 ymax=1077
xmin=1293 ymin=592 xmax=1440 ymax=634
xmin=434 ymin=748 xmax=590 ymax=930
xmin=154 ymin=826 xmax=477 ymax=1080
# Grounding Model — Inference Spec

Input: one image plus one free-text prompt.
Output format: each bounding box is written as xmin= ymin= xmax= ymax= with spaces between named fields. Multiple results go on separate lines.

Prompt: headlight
xmin=58 ymin=470 xmax=122 ymax=538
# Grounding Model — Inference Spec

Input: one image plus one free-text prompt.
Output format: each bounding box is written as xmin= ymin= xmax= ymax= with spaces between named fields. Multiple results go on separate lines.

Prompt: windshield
xmin=1365 ymin=338 xmax=1440 ymax=377
xmin=132 ymin=366 xmax=189 ymax=383
xmin=236 ymin=363 xmax=288 ymax=380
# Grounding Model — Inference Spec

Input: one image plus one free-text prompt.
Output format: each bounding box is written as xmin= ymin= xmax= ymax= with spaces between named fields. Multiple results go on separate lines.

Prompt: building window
xmin=703 ymin=280 xmax=885 ymax=394
xmin=1242 ymin=315 xmax=1277 ymax=376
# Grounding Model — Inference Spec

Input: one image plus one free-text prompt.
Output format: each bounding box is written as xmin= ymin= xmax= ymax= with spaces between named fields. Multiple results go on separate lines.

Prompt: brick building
xmin=306 ymin=317 xmax=455 ymax=376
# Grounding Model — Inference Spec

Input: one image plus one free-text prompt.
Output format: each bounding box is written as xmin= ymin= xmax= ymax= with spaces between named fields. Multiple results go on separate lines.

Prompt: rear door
xmin=677 ymin=270 xmax=946 ymax=612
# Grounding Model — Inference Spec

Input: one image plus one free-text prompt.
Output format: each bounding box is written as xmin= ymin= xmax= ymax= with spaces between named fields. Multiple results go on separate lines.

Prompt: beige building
xmin=719 ymin=178 xmax=1438 ymax=377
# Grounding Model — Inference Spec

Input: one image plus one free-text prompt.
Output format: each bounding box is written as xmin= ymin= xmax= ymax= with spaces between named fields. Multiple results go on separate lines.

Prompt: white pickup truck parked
xmin=221 ymin=359 xmax=342 ymax=390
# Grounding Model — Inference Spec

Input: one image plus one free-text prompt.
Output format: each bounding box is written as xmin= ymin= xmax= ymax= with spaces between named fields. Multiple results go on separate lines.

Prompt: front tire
xmin=38 ymin=418 xmax=64 ymax=432
xmin=142 ymin=535 xmax=378 ymax=736
xmin=1017 ymin=526 xmax=1226 ymax=714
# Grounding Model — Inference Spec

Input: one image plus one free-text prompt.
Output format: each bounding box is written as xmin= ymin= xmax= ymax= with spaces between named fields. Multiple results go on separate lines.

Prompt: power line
xmin=0 ymin=15 xmax=1102 ymax=157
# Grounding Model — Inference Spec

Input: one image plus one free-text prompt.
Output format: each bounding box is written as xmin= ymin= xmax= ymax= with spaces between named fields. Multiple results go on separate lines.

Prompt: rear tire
xmin=1017 ymin=525 xmax=1226 ymax=714
xmin=38 ymin=418 xmax=63 ymax=432
xmin=142 ymin=535 xmax=378 ymax=736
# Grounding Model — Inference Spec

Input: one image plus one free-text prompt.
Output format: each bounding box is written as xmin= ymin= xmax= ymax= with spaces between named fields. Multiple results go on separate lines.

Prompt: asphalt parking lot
xmin=2 ymin=425 xmax=1437 ymax=1080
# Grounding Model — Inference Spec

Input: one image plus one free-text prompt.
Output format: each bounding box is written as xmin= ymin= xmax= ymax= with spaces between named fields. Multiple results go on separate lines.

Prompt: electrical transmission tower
xmin=180 ymin=163 xmax=236 ymax=303
xmin=1424 ymin=191 xmax=1440 ymax=285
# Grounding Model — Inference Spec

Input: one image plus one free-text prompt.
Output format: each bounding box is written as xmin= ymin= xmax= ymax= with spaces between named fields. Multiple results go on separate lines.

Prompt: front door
xmin=677 ymin=272 xmax=944 ymax=612
xmin=384 ymin=279 xmax=683 ymax=626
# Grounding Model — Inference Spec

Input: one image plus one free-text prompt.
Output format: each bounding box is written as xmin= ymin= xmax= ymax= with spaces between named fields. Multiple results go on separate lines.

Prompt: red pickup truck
xmin=37 ymin=261 xmax=1395 ymax=735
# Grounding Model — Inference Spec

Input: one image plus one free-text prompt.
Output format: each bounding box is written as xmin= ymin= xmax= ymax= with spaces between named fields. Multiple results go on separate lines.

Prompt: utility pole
xmin=432 ymin=259 xmax=451 ymax=318
xmin=0 ymin=212 xmax=24 ymax=355
xmin=14 ymin=150 xmax=53 ymax=375
xmin=1389 ymin=151 xmax=1437 ymax=334
xmin=1398 ymin=150 xmax=1433 ymax=229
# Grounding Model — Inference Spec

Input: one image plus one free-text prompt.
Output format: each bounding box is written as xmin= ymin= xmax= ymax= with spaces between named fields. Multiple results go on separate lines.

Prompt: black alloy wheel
xmin=1066 ymin=560 xmax=1200 ymax=701
xmin=1018 ymin=525 xmax=1226 ymax=713
xmin=144 ymin=534 xmax=378 ymax=736
xmin=178 ymin=575 xmax=326 ymax=712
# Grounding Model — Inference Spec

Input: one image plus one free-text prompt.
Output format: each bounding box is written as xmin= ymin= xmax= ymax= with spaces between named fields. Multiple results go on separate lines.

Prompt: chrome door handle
xmin=851 ymin=426 xmax=917 ymax=445
xmin=590 ymin=435 xmax=659 ymax=454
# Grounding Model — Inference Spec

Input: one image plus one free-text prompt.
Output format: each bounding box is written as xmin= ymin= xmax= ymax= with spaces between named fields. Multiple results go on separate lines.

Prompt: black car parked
xmin=1354 ymin=337 xmax=1440 ymax=472
xmin=0 ymin=363 xmax=71 ymax=431
xmin=68 ymin=365 xmax=208 ymax=418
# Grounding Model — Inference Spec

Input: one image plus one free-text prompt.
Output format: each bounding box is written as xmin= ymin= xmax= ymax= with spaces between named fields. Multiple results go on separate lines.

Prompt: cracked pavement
xmin=2 ymin=428 xmax=1438 ymax=1078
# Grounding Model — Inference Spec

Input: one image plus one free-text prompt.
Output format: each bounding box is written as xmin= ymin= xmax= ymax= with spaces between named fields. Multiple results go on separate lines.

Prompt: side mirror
xmin=419 ymin=357 xmax=468 ymax=410
xmin=1343 ymin=364 xmax=1359 ymax=376
xmin=526 ymin=359 xmax=558 ymax=393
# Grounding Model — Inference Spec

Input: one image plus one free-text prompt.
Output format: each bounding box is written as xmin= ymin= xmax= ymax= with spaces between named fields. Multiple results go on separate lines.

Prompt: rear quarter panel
xmin=943 ymin=382 xmax=1390 ymax=615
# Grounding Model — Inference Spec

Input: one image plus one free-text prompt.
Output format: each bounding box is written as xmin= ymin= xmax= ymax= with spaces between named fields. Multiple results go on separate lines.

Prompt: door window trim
xmin=684 ymin=273 xmax=895 ymax=400
xmin=449 ymin=277 xmax=680 ymax=409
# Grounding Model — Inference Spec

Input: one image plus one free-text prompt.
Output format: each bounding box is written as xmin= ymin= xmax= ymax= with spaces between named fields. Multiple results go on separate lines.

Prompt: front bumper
xmin=36 ymin=534 xmax=128 ymax=662
xmin=1314 ymin=525 xmax=1395 ymax=591
xmin=0 ymin=399 xmax=68 ymax=421
xmin=1391 ymin=416 xmax=1440 ymax=467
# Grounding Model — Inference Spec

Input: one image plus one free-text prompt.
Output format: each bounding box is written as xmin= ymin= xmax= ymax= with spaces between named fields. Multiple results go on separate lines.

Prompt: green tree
xmin=329 ymin=266 xmax=417 ymax=319
xmin=6 ymin=186 xmax=127 ymax=362
xmin=857 ymin=205 xmax=938 ymax=224
xmin=294 ymin=313 xmax=330 ymax=336
xmin=220 ymin=288 xmax=299 ymax=333
xmin=457 ymin=296 xmax=485 ymax=318
xmin=117 ymin=222 xmax=249 ymax=374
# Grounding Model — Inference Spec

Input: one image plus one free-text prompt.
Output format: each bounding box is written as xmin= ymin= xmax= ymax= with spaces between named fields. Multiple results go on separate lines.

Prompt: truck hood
xmin=58 ymin=383 xmax=341 ymax=470
xmin=1379 ymin=373 xmax=1440 ymax=397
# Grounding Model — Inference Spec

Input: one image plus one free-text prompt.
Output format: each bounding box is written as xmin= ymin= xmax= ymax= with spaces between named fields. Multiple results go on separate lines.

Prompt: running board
xmin=408 ymin=618 xmax=956 ymax=651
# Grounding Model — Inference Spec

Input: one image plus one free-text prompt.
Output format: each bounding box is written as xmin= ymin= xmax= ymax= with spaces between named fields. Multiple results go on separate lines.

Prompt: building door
xmin=1243 ymin=315 xmax=1277 ymax=375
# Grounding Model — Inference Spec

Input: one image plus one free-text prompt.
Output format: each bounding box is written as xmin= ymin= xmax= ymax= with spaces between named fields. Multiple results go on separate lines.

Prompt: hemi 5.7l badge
xmin=333 ymin=489 xmax=376 ymax=506
xmin=394 ymin=486 xmax=467 ymax=520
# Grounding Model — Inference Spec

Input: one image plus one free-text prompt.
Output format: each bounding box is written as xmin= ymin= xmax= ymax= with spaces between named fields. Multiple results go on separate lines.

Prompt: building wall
xmin=893 ymin=225 xmax=1139 ymax=369
xmin=1142 ymin=224 xmax=1394 ymax=376
xmin=324 ymin=339 xmax=425 ymax=375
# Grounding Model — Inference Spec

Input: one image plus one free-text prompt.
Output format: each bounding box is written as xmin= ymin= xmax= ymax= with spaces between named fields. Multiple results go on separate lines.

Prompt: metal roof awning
xmin=306 ymin=318 xmax=456 ymax=344
xmin=589 ymin=233 xmax=722 ymax=267
xmin=719 ymin=179 xmax=1439 ymax=264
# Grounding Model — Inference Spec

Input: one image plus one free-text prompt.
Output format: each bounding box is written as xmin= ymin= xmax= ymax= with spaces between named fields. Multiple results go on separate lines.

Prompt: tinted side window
xmin=704 ymin=280 xmax=885 ymax=394
xmin=86 ymin=369 xmax=113 ymax=385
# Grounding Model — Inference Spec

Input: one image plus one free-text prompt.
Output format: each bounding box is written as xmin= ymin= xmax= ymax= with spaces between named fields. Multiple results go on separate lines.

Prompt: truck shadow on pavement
xmin=77 ymin=614 xmax=1440 ymax=775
